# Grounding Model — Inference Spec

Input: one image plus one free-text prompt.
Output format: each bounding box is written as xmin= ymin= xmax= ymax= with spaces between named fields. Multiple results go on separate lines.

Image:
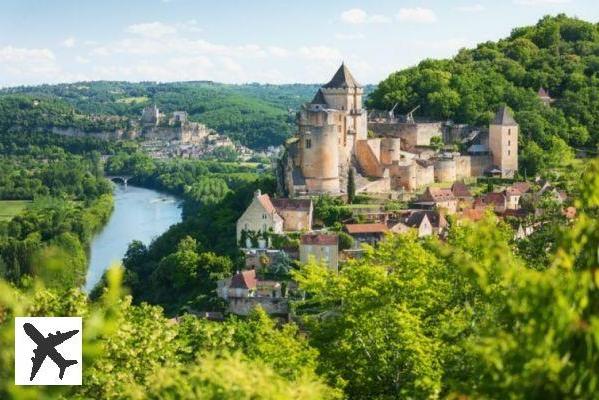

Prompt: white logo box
xmin=14 ymin=317 xmax=82 ymax=385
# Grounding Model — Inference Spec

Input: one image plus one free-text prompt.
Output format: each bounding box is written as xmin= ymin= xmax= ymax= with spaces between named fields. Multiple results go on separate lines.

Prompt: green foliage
xmin=0 ymin=268 xmax=338 ymax=399
xmin=369 ymin=15 xmax=599 ymax=173
xmin=313 ymin=195 xmax=352 ymax=226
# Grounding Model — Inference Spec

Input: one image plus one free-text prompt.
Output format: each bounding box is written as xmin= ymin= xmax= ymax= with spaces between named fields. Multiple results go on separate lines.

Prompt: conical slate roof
xmin=322 ymin=63 xmax=361 ymax=89
xmin=491 ymin=106 xmax=517 ymax=126
xmin=310 ymin=89 xmax=328 ymax=105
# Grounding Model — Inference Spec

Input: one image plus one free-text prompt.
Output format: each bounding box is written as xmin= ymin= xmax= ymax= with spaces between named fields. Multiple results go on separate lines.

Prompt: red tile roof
xmin=510 ymin=182 xmax=531 ymax=194
xmin=257 ymin=194 xmax=276 ymax=214
xmin=474 ymin=192 xmax=506 ymax=209
xmin=271 ymin=198 xmax=312 ymax=212
xmin=301 ymin=233 xmax=338 ymax=246
xmin=421 ymin=187 xmax=456 ymax=202
xmin=451 ymin=181 xmax=471 ymax=198
xmin=345 ymin=223 xmax=389 ymax=234
xmin=230 ymin=270 xmax=257 ymax=289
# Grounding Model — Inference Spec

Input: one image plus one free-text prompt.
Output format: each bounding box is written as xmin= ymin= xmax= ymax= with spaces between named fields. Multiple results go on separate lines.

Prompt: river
xmin=84 ymin=184 xmax=182 ymax=292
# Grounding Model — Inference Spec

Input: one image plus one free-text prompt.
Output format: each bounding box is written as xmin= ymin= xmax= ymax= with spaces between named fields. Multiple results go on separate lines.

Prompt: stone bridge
xmin=105 ymin=175 xmax=132 ymax=185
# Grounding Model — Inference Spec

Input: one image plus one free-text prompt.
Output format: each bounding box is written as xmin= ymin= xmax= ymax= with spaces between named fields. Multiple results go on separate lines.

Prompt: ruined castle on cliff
xmin=279 ymin=64 xmax=518 ymax=196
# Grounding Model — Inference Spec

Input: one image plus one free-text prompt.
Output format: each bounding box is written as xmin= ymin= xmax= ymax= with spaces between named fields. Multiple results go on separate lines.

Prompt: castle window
xmin=306 ymin=139 xmax=311 ymax=149
xmin=338 ymin=126 xmax=341 ymax=133
xmin=262 ymin=214 xmax=267 ymax=219
xmin=508 ymin=129 xmax=511 ymax=135
xmin=508 ymin=150 xmax=511 ymax=156
xmin=508 ymin=140 xmax=511 ymax=146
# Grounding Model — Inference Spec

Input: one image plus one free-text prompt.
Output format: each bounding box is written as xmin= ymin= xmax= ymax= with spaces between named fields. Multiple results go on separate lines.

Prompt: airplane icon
xmin=23 ymin=322 xmax=79 ymax=381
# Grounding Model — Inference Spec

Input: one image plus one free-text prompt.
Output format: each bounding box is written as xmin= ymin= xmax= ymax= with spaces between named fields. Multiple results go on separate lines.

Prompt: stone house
xmin=403 ymin=210 xmax=448 ymax=237
xmin=271 ymin=198 xmax=313 ymax=232
xmin=344 ymin=223 xmax=389 ymax=247
xmin=236 ymin=190 xmax=284 ymax=244
xmin=474 ymin=192 xmax=507 ymax=213
xmin=216 ymin=269 xmax=287 ymax=316
xmin=416 ymin=187 xmax=458 ymax=215
xmin=299 ymin=233 xmax=339 ymax=272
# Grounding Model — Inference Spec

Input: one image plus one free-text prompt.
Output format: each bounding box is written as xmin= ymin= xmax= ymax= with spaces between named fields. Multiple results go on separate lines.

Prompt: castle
xmin=280 ymin=64 xmax=518 ymax=196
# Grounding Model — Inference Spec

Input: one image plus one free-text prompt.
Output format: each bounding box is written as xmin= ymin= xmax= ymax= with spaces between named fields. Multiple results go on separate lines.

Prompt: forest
xmin=369 ymin=15 xmax=599 ymax=175
xmin=0 ymin=133 xmax=115 ymax=287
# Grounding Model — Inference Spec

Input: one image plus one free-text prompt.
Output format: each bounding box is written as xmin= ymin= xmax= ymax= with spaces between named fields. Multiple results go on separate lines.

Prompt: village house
xmin=236 ymin=190 xmax=284 ymax=245
xmin=344 ymin=223 xmax=389 ymax=247
xmin=236 ymin=191 xmax=313 ymax=246
xmin=270 ymin=198 xmax=313 ymax=232
xmin=474 ymin=192 xmax=507 ymax=213
xmin=216 ymin=269 xmax=288 ymax=316
xmin=403 ymin=210 xmax=448 ymax=237
xmin=299 ymin=233 xmax=339 ymax=272
xmin=415 ymin=187 xmax=458 ymax=214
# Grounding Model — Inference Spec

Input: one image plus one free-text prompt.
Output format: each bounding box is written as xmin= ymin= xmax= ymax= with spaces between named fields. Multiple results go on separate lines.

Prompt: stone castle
xmin=280 ymin=64 xmax=518 ymax=196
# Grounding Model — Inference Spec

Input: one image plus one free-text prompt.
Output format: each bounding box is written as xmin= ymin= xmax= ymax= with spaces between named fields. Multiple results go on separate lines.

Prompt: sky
xmin=0 ymin=0 xmax=598 ymax=87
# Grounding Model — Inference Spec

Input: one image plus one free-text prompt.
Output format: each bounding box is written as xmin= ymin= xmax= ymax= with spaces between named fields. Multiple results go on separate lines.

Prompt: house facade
xmin=236 ymin=190 xmax=284 ymax=244
xmin=299 ymin=233 xmax=339 ymax=272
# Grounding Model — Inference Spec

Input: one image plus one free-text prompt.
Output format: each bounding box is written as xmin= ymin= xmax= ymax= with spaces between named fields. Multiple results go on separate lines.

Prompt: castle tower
xmin=489 ymin=106 xmax=518 ymax=178
xmin=320 ymin=63 xmax=367 ymax=143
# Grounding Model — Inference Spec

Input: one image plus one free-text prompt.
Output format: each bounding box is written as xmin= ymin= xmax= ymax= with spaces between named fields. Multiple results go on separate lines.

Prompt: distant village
xmin=136 ymin=104 xmax=270 ymax=161
xmin=212 ymin=64 xmax=573 ymax=319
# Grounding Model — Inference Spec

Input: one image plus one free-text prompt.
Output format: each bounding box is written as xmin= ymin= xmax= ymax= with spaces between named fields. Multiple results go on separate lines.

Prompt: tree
xmin=347 ymin=168 xmax=356 ymax=204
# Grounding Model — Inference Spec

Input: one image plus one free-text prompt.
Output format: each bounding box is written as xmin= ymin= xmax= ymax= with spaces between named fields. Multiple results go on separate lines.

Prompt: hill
xmin=368 ymin=14 xmax=599 ymax=174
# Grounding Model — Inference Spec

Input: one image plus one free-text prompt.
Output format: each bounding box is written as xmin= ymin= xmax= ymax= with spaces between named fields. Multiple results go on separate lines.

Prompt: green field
xmin=0 ymin=200 xmax=31 ymax=221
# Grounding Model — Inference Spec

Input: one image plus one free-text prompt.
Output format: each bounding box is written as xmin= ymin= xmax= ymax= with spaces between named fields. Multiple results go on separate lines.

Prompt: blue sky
xmin=0 ymin=0 xmax=597 ymax=87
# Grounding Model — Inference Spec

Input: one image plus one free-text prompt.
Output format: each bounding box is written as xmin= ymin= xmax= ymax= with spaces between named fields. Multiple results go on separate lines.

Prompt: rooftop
xmin=322 ymin=63 xmax=361 ymax=89
xmin=421 ymin=187 xmax=456 ymax=202
xmin=345 ymin=223 xmax=389 ymax=234
xmin=230 ymin=269 xmax=257 ymax=290
xmin=405 ymin=210 xmax=447 ymax=229
xmin=491 ymin=106 xmax=517 ymax=126
xmin=301 ymin=233 xmax=338 ymax=246
xmin=271 ymin=198 xmax=312 ymax=212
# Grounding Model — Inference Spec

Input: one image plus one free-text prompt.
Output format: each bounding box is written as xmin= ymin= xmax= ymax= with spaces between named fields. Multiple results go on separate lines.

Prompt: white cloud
xmin=298 ymin=46 xmax=342 ymax=61
xmin=397 ymin=7 xmax=437 ymax=23
xmin=335 ymin=33 xmax=366 ymax=40
xmin=267 ymin=46 xmax=290 ymax=57
xmin=61 ymin=37 xmax=76 ymax=48
xmin=0 ymin=46 xmax=61 ymax=86
xmin=513 ymin=0 xmax=570 ymax=4
xmin=456 ymin=4 xmax=485 ymax=12
xmin=340 ymin=8 xmax=390 ymax=24
xmin=126 ymin=22 xmax=177 ymax=38
xmin=75 ymin=55 xmax=90 ymax=64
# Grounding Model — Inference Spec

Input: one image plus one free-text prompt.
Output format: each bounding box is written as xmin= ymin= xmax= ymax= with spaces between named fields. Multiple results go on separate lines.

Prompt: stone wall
xmin=277 ymin=209 xmax=312 ymax=231
xmin=455 ymin=155 xmax=471 ymax=180
xmin=370 ymin=121 xmax=443 ymax=148
xmin=355 ymin=139 xmax=384 ymax=177
xmin=470 ymin=154 xmax=493 ymax=177
xmin=228 ymin=297 xmax=289 ymax=316
xmin=52 ymin=127 xmax=128 ymax=140
xmin=434 ymin=158 xmax=457 ymax=183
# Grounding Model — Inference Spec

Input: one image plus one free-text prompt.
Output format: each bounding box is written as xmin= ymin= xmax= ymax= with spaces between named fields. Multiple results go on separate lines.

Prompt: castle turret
xmin=489 ymin=106 xmax=518 ymax=178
